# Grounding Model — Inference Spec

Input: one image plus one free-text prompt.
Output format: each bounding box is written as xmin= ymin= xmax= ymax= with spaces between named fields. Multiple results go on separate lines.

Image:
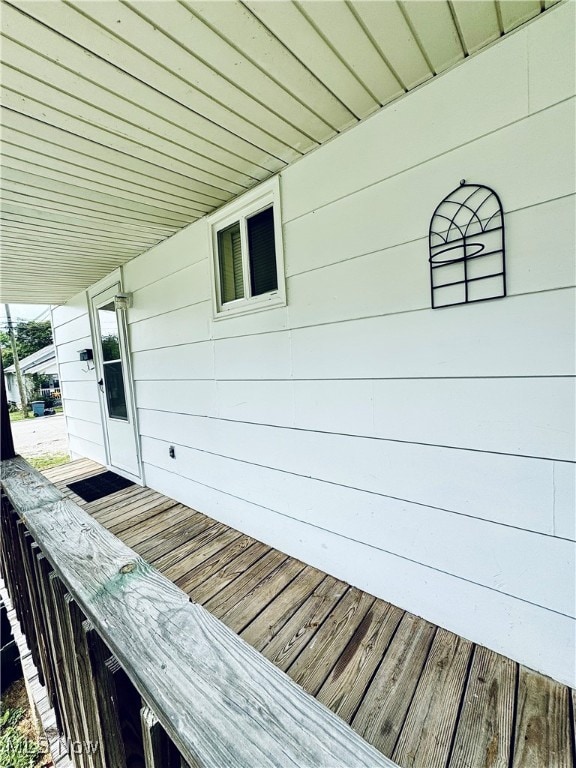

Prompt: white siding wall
xmin=5 ymin=373 xmax=20 ymax=404
xmin=51 ymin=294 xmax=106 ymax=463
xmin=55 ymin=5 xmax=575 ymax=686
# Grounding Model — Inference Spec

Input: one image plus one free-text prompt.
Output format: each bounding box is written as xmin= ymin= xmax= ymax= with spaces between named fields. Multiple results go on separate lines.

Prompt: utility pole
xmin=4 ymin=304 xmax=29 ymax=418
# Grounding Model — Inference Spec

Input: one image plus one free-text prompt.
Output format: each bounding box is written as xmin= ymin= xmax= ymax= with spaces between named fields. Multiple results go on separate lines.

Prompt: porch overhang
xmin=0 ymin=0 xmax=562 ymax=305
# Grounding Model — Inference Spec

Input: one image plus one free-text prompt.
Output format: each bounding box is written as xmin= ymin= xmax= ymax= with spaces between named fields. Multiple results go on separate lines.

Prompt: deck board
xmin=288 ymin=587 xmax=376 ymax=696
xmin=135 ymin=511 xmax=213 ymax=563
xmin=352 ymin=613 xmax=437 ymax=756
xmin=107 ymin=499 xmax=184 ymax=539
xmin=512 ymin=666 xmax=574 ymax=768
xmin=220 ymin=556 xmax=306 ymax=634
xmin=39 ymin=459 xmax=575 ymax=768
xmin=316 ymin=600 xmax=404 ymax=723
xmin=188 ymin=538 xmax=270 ymax=606
xmin=240 ymin=565 xmax=325 ymax=651
xmin=448 ymin=645 xmax=515 ymax=768
xmin=260 ymin=574 xmax=346 ymax=671
xmin=392 ymin=629 xmax=473 ymax=768
xmin=173 ymin=527 xmax=244 ymax=586
xmin=202 ymin=548 xmax=289 ymax=617
xmin=152 ymin=522 xmax=227 ymax=575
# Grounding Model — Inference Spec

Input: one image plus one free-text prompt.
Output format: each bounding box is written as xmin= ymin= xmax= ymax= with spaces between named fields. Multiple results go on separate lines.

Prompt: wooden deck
xmin=43 ymin=458 xmax=575 ymax=768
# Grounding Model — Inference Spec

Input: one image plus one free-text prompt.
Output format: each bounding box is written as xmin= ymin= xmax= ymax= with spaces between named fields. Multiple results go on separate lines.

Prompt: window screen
xmin=247 ymin=207 xmax=277 ymax=296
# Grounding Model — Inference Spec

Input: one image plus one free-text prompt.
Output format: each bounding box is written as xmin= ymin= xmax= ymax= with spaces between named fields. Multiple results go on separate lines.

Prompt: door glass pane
xmin=98 ymin=302 xmax=121 ymax=361
xmin=218 ymin=221 xmax=244 ymax=303
xmin=103 ymin=362 xmax=128 ymax=420
xmin=98 ymin=301 xmax=127 ymax=420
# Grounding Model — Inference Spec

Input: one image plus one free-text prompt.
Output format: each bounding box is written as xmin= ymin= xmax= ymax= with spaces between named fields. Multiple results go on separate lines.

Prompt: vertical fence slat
xmin=65 ymin=601 xmax=107 ymax=768
xmin=0 ymin=495 xmax=17 ymax=601
xmin=15 ymin=520 xmax=43 ymax=679
xmin=22 ymin=531 xmax=60 ymax=697
xmin=50 ymin=574 xmax=91 ymax=768
xmin=141 ymin=706 xmax=182 ymax=768
xmin=84 ymin=627 xmax=129 ymax=768
xmin=36 ymin=554 xmax=75 ymax=750
xmin=4 ymin=507 xmax=28 ymax=635
xmin=107 ymin=660 xmax=146 ymax=768
xmin=30 ymin=546 xmax=64 ymax=733
xmin=11 ymin=514 xmax=31 ymax=628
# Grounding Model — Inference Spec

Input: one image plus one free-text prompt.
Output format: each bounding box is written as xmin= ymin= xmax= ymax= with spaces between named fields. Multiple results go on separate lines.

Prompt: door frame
xmin=87 ymin=269 xmax=144 ymax=485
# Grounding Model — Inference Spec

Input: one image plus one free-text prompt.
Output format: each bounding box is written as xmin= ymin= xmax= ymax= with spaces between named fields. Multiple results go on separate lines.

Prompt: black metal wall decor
xmin=429 ymin=181 xmax=506 ymax=309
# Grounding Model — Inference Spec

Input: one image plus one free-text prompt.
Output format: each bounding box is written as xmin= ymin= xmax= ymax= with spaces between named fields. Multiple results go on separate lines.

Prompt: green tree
xmin=0 ymin=320 xmax=53 ymax=368
xmin=0 ymin=330 xmax=12 ymax=367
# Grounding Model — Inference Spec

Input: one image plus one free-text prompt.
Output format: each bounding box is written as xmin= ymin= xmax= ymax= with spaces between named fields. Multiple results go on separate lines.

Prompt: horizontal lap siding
xmin=136 ymin=432 xmax=574 ymax=617
xmin=135 ymin=408 xmax=562 ymax=533
xmin=54 ymin=4 xmax=575 ymax=685
xmin=288 ymin=290 xmax=575 ymax=379
xmin=52 ymin=294 xmax=105 ymax=462
xmin=284 ymin=195 xmax=575 ymax=322
xmin=142 ymin=460 xmax=576 ymax=689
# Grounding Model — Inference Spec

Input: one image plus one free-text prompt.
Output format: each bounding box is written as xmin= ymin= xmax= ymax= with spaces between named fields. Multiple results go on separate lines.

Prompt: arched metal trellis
xmin=428 ymin=181 xmax=506 ymax=309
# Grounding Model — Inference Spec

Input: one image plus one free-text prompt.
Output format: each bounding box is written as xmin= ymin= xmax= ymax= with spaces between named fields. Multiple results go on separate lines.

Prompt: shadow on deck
xmin=44 ymin=458 xmax=575 ymax=768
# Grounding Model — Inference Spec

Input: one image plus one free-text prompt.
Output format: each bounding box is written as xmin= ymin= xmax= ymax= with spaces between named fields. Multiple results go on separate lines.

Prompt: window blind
xmin=247 ymin=207 xmax=277 ymax=296
xmin=218 ymin=222 xmax=244 ymax=303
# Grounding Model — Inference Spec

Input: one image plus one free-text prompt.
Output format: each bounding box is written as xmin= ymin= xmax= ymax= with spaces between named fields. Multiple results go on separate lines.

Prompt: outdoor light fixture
xmin=114 ymin=292 xmax=133 ymax=311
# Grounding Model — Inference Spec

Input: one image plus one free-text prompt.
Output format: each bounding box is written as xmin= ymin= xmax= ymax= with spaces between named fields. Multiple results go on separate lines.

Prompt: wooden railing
xmin=0 ymin=457 xmax=397 ymax=768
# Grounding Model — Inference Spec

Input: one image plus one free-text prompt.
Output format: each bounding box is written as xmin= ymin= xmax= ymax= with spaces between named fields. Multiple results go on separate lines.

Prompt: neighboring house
xmin=1 ymin=0 xmax=574 ymax=702
xmin=4 ymin=344 xmax=59 ymax=405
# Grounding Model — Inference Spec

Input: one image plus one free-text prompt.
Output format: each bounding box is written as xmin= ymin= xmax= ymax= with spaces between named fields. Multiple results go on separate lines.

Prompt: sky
xmin=0 ymin=304 xmax=51 ymax=325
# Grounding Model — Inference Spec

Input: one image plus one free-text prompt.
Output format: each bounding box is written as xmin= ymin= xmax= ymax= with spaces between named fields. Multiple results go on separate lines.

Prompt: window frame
xmin=208 ymin=177 xmax=286 ymax=319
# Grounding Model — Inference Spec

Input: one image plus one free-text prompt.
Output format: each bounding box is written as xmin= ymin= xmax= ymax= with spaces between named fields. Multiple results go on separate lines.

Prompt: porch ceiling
xmin=0 ymin=0 xmax=560 ymax=305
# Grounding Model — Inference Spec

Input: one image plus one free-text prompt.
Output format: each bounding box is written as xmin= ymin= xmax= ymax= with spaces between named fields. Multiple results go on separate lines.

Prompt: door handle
xmin=97 ymin=378 xmax=104 ymax=392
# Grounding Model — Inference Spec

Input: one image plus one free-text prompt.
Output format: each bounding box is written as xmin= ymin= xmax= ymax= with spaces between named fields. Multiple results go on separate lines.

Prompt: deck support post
xmin=1 ymin=355 xmax=16 ymax=460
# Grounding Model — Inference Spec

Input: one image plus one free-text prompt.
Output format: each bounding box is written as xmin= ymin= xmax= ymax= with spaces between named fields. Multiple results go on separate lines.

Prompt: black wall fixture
xmin=429 ymin=181 xmax=506 ymax=308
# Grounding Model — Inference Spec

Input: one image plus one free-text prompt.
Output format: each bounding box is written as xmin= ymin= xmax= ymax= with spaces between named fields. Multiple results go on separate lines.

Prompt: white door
xmin=91 ymin=283 xmax=141 ymax=481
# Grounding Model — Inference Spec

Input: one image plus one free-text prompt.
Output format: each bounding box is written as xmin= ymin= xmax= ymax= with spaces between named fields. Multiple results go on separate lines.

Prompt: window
xmin=209 ymin=178 xmax=285 ymax=317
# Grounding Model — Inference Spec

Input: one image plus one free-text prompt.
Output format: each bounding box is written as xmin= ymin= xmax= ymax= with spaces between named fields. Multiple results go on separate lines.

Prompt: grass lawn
xmin=8 ymin=410 xmax=27 ymax=422
xmin=9 ymin=406 xmax=63 ymax=422
xmin=27 ymin=454 xmax=70 ymax=471
xmin=1 ymin=679 xmax=51 ymax=768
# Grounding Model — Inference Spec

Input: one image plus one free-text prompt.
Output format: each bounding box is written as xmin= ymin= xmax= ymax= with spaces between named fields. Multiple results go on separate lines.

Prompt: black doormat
xmin=67 ymin=471 xmax=135 ymax=503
